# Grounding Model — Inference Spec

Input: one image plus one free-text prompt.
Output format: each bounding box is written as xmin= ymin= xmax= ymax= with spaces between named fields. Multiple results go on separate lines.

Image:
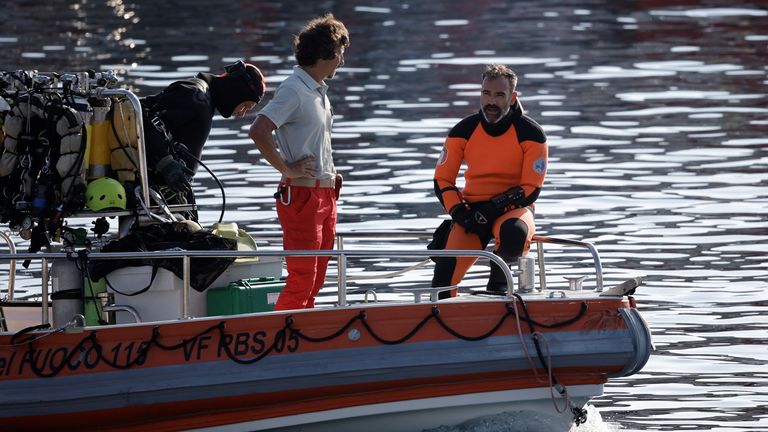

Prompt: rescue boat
xmin=0 ymin=237 xmax=650 ymax=432
xmin=0 ymin=71 xmax=651 ymax=431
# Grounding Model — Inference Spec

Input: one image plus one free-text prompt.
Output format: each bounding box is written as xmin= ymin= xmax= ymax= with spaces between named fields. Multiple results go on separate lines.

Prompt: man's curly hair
xmin=294 ymin=14 xmax=350 ymax=67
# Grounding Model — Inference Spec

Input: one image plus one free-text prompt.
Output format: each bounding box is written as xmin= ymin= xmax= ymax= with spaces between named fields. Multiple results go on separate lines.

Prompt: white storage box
xmin=106 ymin=256 xmax=283 ymax=324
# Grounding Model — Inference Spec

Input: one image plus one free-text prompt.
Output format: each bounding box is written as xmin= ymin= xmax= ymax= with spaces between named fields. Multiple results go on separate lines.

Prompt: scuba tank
xmin=57 ymin=74 xmax=92 ymax=215
xmin=0 ymin=96 xmax=9 ymax=154
xmin=87 ymin=98 xmax=112 ymax=180
xmin=0 ymin=93 xmax=47 ymax=224
xmin=108 ymin=98 xmax=139 ymax=184
xmin=0 ymin=111 xmax=22 ymax=181
xmin=50 ymin=252 xmax=85 ymax=328
xmin=1 ymin=81 xmax=88 ymax=226
xmin=52 ymin=102 xmax=87 ymax=214
xmin=28 ymin=94 xmax=87 ymax=221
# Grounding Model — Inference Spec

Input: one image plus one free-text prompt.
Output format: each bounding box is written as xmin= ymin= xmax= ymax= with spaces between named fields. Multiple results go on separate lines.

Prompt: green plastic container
xmin=207 ymin=277 xmax=285 ymax=316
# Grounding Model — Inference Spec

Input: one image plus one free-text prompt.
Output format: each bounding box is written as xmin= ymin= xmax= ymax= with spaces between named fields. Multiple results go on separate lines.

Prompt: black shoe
xmin=486 ymin=262 xmax=511 ymax=292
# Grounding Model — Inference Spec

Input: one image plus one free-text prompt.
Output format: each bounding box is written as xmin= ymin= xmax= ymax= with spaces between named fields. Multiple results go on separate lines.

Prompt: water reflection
xmin=2 ymin=0 xmax=767 ymax=431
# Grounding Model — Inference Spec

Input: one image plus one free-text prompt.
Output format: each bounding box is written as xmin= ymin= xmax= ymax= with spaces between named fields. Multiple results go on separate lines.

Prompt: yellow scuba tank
xmin=87 ymin=98 xmax=112 ymax=180
xmin=108 ymin=98 xmax=139 ymax=184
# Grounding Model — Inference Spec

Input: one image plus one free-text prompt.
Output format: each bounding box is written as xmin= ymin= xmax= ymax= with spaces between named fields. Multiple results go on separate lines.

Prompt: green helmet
xmin=85 ymin=177 xmax=127 ymax=211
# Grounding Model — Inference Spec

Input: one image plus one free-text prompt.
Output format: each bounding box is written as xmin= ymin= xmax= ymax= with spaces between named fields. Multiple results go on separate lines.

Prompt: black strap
xmin=103 ymin=264 xmax=160 ymax=297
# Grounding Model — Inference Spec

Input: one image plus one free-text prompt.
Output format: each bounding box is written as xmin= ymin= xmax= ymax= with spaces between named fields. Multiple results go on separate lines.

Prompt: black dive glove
xmin=156 ymin=155 xmax=194 ymax=193
xmin=450 ymin=204 xmax=475 ymax=232
xmin=450 ymin=202 xmax=500 ymax=239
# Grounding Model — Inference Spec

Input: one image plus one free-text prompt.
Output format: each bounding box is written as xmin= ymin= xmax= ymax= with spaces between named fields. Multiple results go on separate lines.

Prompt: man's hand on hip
xmin=285 ymin=155 xmax=316 ymax=178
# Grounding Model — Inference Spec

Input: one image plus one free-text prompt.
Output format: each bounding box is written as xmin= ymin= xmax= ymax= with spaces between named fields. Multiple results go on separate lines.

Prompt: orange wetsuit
xmin=432 ymin=100 xmax=547 ymax=293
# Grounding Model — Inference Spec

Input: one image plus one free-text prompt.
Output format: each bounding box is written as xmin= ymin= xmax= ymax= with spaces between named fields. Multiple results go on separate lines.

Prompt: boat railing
xmin=0 ymin=248 xmax=513 ymax=325
xmin=0 ymin=231 xmax=604 ymax=314
xmin=245 ymin=231 xmax=604 ymax=294
xmin=0 ymin=231 xmax=17 ymax=302
xmin=530 ymin=235 xmax=604 ymax=292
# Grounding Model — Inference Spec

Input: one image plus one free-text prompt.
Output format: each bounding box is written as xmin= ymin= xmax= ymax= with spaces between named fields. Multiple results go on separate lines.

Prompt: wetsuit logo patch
xmin=533 ymin=157 xmax=546 ymax=174
xmin=437 ymin=148 xmax=448 ymax=165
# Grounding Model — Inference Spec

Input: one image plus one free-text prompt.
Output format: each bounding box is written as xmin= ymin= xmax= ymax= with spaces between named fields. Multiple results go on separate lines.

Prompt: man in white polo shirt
xmin=249 ymin=14 xmax=349 ymax=310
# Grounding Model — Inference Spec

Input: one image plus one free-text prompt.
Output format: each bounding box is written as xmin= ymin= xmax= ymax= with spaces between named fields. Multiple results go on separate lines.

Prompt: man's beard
xmin=482 ymin=104 xmax=507 ymax=123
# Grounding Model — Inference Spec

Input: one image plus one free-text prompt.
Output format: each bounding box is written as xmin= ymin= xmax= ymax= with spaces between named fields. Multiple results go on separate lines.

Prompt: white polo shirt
xmin=258 ymin=66 xmax=335 ymax=179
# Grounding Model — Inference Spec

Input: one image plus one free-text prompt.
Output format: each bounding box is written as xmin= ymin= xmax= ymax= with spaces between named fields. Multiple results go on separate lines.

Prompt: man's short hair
xmin=294 ymin=14 xmax=350 ymax=67
xmin=482 ymin=64 xmax=518 ymax=92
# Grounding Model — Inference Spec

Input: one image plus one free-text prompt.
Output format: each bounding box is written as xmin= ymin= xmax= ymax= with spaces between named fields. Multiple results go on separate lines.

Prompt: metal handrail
xmin=0 ymin=248 xmax=512 ymax=324
xmin=244 ymin=231 xmax=604 ymax=292
xmin=0 ymin=232 xmax=604 ymax=325
xmin=530 ymin=235 xmax=604 ymax=292
xmin=0 ymin=231 xmax=16 ymax=301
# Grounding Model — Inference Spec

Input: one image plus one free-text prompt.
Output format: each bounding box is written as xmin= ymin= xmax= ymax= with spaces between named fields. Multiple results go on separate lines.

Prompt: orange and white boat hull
xmin=0 ymin=296 xmax=650 ymax=431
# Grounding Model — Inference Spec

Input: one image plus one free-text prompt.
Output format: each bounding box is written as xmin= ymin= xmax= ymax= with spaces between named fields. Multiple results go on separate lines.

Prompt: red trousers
xmin=274 ymin=185 xmax=337 ymax=310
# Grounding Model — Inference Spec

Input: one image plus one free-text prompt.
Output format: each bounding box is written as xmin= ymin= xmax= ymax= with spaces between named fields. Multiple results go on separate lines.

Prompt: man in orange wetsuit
xmin=432 ymin=64 xmax=548 ymax=296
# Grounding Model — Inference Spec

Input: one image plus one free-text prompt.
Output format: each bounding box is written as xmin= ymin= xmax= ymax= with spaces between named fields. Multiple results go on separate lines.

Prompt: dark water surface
xmin=2 ymin=1 xmax=767 ymax=431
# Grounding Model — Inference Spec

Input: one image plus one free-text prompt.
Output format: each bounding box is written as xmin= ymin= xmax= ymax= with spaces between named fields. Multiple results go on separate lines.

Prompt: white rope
xmin=511 ymin=297 xmax=546 ymax=384
xmin=534 ymin=330 xmax=571 ymax=414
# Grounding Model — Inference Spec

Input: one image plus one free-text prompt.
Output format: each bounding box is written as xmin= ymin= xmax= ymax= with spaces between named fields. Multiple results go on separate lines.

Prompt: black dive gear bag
xmin=88 ymin=222 xmax=237 ymax=293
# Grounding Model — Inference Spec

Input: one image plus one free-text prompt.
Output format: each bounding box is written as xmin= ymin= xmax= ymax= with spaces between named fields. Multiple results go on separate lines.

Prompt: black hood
xmin=200 ymin=71 xmax=263 ymax=118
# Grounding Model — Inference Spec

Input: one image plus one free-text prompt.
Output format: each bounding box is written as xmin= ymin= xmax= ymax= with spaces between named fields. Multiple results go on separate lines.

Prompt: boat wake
xmin=423 ymin=405 xmax=619 ymax=432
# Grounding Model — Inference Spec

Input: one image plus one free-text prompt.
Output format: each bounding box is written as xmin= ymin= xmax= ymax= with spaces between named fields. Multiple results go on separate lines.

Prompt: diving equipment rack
xmin=0 ymin=69 xmax=195 ymax=230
